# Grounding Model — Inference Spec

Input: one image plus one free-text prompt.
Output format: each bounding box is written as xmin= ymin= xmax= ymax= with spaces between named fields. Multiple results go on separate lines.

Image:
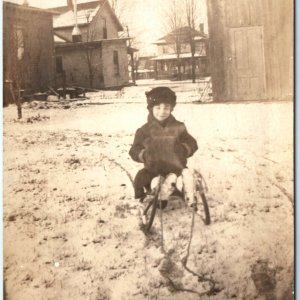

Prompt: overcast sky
xmin=5 ymin=0 xmax=70 ymax=8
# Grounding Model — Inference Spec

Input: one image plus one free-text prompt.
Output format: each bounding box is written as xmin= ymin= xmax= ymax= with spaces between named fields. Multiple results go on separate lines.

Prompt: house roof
xmin=54 ymin=35 xmax=68 ymax=44
xmin=52 ymin=0 xmax=123 ymax=31
xmin=54 ymin=32 xmax=72 ymax=43
xmin=55 ymin=37 xmax=130 ymax=49
xmin=154 ymin=26 xmax=208 ymax=45
xmin=127 ymin=46 xmax=139 ymax=54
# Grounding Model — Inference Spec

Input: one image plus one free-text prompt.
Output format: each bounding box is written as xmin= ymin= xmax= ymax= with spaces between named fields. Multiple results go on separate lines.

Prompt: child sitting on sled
xmin=129 ymin=86 xmax=198 ymax=208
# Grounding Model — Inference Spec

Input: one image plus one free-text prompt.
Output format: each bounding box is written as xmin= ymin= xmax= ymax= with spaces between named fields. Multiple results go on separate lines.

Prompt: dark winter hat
xmin=145 ymin=87 xmax=176 ymax=109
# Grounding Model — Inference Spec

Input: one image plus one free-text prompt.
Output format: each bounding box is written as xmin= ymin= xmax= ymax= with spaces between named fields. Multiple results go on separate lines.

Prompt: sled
xmin=139 ymin=170 xmax=211 ymax=232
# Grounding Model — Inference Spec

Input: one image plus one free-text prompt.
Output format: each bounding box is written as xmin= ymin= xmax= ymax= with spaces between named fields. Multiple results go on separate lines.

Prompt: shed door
xmin=229 ymin=26 xmax=266 ymax=100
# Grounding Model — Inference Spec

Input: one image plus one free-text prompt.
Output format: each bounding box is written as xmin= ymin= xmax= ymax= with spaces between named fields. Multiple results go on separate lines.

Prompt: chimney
xmin=71 ymin=0 xmax=82 ymax=42
xmin=23 ymin=0 xmax=29 ymax=5
xmin=67 ymin=0 xmax=73 ymax=10
xmin=199 ymin=23 xmax=204 ymax=35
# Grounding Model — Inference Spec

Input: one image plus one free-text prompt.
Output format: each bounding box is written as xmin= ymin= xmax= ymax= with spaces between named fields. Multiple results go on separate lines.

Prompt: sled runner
xmin=139 ymin=169 xmax=210 ymax=232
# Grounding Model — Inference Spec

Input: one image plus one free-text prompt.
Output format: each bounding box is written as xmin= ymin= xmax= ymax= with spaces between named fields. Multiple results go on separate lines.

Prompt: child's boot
xmin=181 ymin=168 xmax=195 ymax=207
xmin=175 ymin=175 xmax=183 ymax=193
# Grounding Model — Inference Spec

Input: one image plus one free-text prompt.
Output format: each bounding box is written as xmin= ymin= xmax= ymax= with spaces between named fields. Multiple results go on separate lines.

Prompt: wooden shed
xmin=3 ymin=2 xmax=55 ymax=94
xmin=207 ymin=0 xmax=293 ymax=101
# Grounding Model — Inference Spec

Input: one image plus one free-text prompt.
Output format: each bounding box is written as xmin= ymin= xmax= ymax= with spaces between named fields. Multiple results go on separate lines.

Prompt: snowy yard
xmin=3 ymin=88 xmax=294 ymax=300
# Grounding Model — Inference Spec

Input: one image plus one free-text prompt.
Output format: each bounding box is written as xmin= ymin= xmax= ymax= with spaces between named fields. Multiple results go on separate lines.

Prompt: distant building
xmin=52 ymin=0 xmax=129 ymax=89
xmin=3 ymin=1 xmax=55 ymax=98
xmin=152 ymin=26 xmax=209 ymax=80
xmin=136 ymin=56 xmax=155 ymax=80
xmin=207 ymin=0 xmax=293 ymax=101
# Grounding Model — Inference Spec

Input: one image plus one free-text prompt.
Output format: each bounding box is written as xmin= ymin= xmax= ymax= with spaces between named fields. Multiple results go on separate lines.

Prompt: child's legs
xmin=150 ymin=175 xmax=160 ymax=192
xmin=181 ymin=168 xmax=195 ymax=205
xmin=159 ymin=173 xmax=177 ymax=200
xmin=133 ymin=168 xmax=157 ymax=199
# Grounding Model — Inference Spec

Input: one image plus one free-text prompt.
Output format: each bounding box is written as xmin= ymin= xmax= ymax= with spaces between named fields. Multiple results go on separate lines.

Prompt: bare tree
xmin=109 ymin=0 xmax=127 ymax=24
xmin=133 ymin=53 xmax=140 ymax=81
xmin=4 ymin=14 xmax=27 ymax=118
xmin=68 ymin=2 xmax=105 ymax=89
xmin=125 ymin=26 xmax=139 ymax=84
xmin=163 ymin=0 xmax=185 ymax=80
xmin=110 ymin=0 xmax=118 ymax=16
xmin=82 ymin=12 xmax=98 ymax=88
xmin=81 ymin=1 xmax=132 ymax=88
xmin=185 ymin=0 xmax=198 ymax=83
xmin=111 ymin=1 xmax=141 ymax=84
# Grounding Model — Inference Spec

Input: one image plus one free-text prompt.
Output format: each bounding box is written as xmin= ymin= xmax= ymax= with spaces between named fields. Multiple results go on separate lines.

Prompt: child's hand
xmin=143 ymin=149 xmax=157 ymax=169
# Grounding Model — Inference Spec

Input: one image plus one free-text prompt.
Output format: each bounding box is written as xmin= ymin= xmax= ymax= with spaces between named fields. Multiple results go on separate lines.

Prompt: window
xmin=56 ymin=56 xmax=63 ymax=73
xmin=160 ymin=62 xmax=164 ymax=71
xmin=103 ymin=27 xmax=107 ymax=39
xmin=181 ymin=43 xmax=190 ymax=53
xmin=113 ymin=50 xmax=119 ymax=75
xmin=196 ymin=42 xmax=206 ymax=55
xmin=103 ymin=18 xmax=107 ymax=39
xmin=13 ymin=25 xmax=24 ymax=60
xmin=162 ymin=45 xmax=173 ymax=54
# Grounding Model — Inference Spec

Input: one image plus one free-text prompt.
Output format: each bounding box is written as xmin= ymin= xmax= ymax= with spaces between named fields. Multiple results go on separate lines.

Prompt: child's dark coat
xmin=129 ymin=113 xmax=198 ymax=198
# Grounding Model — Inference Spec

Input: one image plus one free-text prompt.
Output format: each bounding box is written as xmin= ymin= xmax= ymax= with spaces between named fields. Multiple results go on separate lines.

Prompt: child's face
xmin=152 ymin=103 xmax=173 ymax=122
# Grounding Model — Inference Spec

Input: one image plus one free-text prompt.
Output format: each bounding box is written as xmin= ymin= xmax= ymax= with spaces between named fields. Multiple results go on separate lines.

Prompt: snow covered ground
xmin=3 ymin=85 xmax=294 ymax=300
xmin=52 ymin=78 xmax=213 ymax=104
